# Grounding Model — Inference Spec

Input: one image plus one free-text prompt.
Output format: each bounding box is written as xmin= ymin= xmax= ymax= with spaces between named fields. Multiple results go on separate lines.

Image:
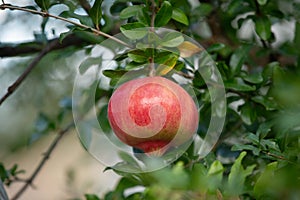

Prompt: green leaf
xmin=115 ymin=177 xmax=139 ymax=192
xmin=256 ymin=121 xmax=274 ymax=139
xmin=35 ymin=0 xmax=50 ymax=10
xmin=172 ymin=8 xmax=189 ymax=26
xmin=9 ymin=164 xmax=18 ymax=176
xmin=257 ymin=0 xmax=268 ymax=6
xmin=225 ymin=78 xmax=256 ymax=91
xmin=85 ymin=194 xmax=100 ymax=200
xmin=153 ymin=162 xmax=190 ymax=189
xmin=98 ymin=105 xmax=111 ymax=133
xmin=154 ymin=1 xmax=173 ymax=27
xmin=102 ymin=69 xmax=128 ymax=79
xmin=127 ymin=50 xmax=148 ymax=63
xmin=207 ymin=160 xmax=224 ymax=191
xmin=242 ymin=72 xmax=263 ymax=84
xmin=60 ymin=11 xmax=94 ymax=27
xmin=79 ymin=57 xmax=102 ymax=75
xmin=240 ymin=103 xmax=257 ymax=125
xmin=177 ymin=41 xmax=202 ymax=58
xmin=110 ymin=1 xmax=127 ymax=15
xmin=0 ymin=163 xmax=8 ymax=181
xmin=125 ymin=61 xmax=144 ymax=70
xmin=193 ymin=71 xmax=206 ymax=88
xmin=137 ymin=7 xmax=151 ymax=26
xmin=227 ymin=0 xmax=253 ymax=16
xmin=156 ymin=54 xmax=178 ymax=76
xmin=161 ymin=32 xmax=184 ymax=47
xmin=107 ymin=161 xmax=142 ymax=174
xmin=229 ymin=45 xmax=251 ymax=76
xmin=260 ymin=139 xmax=281 ymax=153
xmin=207 ymin=43 xmax=226 ymax=53
xmin=232 ymin=144 xmax=261 ymax=155
xmin=120 ymin=22 xmax=147 ymax=40
xmin=147 ymin=32 xmax=163 ymax=46
xmin=251 ymin=96 xmax=278 ymax=111
xmin=255 ymin=16 xmax=272 ymax=41
xmin=59 ymin=29 xmax=73 ymax=43
xmin=216 ymin=61 xmax=231 ymax=79
xmin=89 ymin=0 xmax=104 ymax=27
xmin=120 ymin=5 xmax=142 ymax=19
xmin=118 ymin=151 xmax=139 ymax=168
xmin=174 ymin=61 xmax=185 ymax=71
xmin=155 ymin=51 xmax=175 ymax=63
xmin=114 ymin=52 xmax=128 ymax=62
xmin=246 ymin=132 xmax=260 ymax=145
xmin=226 ymin=152 xmax=256 ymax=196
xmin=253 ymin=162 xmax=278 ymax=198
xmin=190 ymin=163 xmax=207 ymax=190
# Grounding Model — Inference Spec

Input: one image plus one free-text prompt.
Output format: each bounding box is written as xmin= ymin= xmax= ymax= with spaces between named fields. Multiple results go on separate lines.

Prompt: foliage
xmin=0 ymin=0 xmax=300 ymax=200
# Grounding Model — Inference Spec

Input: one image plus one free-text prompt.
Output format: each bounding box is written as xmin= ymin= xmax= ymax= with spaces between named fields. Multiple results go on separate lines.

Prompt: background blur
xmin=0 ymin=0 xmax=120 ymax=199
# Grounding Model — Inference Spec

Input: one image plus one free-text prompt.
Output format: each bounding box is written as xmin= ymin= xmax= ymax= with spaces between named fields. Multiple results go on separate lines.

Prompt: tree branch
xmin=0 ymin=38 xmax=59 ymax=106
xmin=0 ymin=4 xmax=132 ymax=48
xmin=0 ymin=34 xmax=85 ymax=58
xmin=11 ymin=123 xmax=74 ymax=200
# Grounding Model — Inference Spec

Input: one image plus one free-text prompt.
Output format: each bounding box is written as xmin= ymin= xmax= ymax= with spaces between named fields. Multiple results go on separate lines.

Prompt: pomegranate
xmin=107 ymin=76 xmax=198 ymax=155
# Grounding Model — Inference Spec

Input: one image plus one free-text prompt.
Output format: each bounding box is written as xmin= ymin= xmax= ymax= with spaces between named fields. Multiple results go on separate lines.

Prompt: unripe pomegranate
xmin=107 ymin=76 xmax=198 ymax=155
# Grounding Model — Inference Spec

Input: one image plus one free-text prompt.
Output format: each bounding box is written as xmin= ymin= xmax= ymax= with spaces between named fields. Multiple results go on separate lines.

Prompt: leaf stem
xmin=0 ymin=4 xmax=132 ymax=48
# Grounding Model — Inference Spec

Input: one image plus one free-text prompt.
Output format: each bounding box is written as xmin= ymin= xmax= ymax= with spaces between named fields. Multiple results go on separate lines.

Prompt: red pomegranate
xmin=107 ymin=76 xmax=198 ymax=155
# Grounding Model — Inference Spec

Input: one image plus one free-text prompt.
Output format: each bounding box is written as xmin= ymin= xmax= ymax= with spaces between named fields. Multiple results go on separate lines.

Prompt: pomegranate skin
xmin=107 ymin=76 xmax=198 ymax=154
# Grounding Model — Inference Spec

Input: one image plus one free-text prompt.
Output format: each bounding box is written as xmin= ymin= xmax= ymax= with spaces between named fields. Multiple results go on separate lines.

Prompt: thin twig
xmin=0 ymin=39 xmax=59 ymax=106
xmin=176 ymin=71 xmax=194 ymax=79
xmin=150 ymin=0 xmax=156 ymax=30
xmin=0 ymin=4 xmax=132 ymax=48
xmin=11 ymin=123 xmax=74 ymax=200
xmin=261 ymin=150 xmax=296 ymax=164
xmin=148 ymin=0 xmax=156 ymax=76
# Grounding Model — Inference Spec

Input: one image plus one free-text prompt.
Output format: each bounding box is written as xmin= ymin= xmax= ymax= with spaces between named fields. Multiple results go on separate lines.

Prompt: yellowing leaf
xmin=156 ymin=55 xmax=178 ymax=76
xmin=177 ymin=41 xmax=202 ymax=58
